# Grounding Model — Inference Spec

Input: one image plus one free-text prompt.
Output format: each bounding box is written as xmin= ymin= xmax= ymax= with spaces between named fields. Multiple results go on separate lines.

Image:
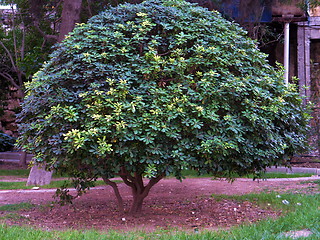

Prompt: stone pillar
xmin=297 ymin=22 xmax=311 ymax=104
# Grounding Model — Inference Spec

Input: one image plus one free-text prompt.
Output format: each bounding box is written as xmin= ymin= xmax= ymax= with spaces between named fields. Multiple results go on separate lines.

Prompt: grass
xmin=216 ymin=193 xmax=320 ymax=240
xmin=211 ymin=191 xmax=307 ymax=211
xmin=0 ymin=202 xmax=35 ymax=212
xmin=258 ymin=172 xmax=313 ymax=178
xmin=0 ymin=179 xmax=107 ymax=190
xmin=0 ymin=213 xmax=29 ymax=222
xmin=0 ymin=191 xmax=319 ymax=239
xmin=0 ymin=169 xmax=29 ymax=177
xmin=0 ymin=203 xmax=35 ymax=226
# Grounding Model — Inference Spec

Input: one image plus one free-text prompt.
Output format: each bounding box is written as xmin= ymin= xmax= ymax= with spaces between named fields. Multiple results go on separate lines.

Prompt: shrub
xmin=0 ymin=133 xmax=16 ymax=152
xmin=18 ymin=0 xmax=310 ymax=214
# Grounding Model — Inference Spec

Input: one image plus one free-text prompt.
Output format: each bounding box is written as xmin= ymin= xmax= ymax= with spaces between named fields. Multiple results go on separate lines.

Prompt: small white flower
xmin=282 ymin=200 xmax=290 ymax=205
xmin=121 ymin=217 xmax=126 ymax=222
xmin=276 ymin=195 xmax=281 ymax=198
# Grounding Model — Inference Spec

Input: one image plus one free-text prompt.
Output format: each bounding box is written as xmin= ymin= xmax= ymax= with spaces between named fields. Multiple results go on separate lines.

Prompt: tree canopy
xmin=18 ymin=0 xmax=310 ymax=215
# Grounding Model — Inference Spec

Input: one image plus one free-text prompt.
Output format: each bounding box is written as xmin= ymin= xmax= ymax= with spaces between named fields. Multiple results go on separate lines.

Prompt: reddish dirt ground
xmin=0 ymin=162 xmax=319 ymax=232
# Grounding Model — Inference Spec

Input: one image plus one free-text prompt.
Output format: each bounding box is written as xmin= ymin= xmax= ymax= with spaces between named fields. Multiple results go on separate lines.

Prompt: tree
xmin=58 ymin=0 xmax=83 ymax=42
xmin=18 ymin=0 xmax=310 ymax=215
xmin=26 ymin=0 xmax=83 ymax=43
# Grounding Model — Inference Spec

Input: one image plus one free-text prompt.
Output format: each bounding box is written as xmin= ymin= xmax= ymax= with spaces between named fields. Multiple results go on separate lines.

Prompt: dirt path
xmin=0 ymin=177 xmax=319 ymax=231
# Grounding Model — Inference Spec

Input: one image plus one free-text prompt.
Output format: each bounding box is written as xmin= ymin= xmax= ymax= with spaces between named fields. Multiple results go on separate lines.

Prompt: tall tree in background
xmin=27 ymin=0 xmax=83 ymax=43
xmin=58 ymin=0 xmax=82 ymax=42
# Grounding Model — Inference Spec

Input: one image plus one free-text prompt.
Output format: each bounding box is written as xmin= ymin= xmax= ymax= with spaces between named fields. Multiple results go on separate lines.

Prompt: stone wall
xmin=0 ymin=87 xmax=23 ymax=137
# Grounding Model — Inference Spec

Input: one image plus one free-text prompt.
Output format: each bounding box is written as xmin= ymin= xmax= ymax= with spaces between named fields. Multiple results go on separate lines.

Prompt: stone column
xmin=297 ymin=22 xmax=311 ymax=104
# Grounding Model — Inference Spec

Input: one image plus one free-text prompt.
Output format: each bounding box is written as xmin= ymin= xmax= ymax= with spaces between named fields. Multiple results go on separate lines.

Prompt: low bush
xmin=0 ymin=133 xmax=16 ymax=152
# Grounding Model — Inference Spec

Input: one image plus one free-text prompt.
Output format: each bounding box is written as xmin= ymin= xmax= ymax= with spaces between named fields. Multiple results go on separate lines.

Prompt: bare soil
xmin=0 ymin=162 xmax=319 ymax=232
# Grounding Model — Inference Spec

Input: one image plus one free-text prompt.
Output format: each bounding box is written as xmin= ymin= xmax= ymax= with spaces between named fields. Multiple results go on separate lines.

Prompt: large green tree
xmin=18 ymin=0 xmax=310 ymax=215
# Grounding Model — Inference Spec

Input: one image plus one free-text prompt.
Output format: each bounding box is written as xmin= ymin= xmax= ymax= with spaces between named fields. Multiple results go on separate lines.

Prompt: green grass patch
xmin=0 ymin=180 xmax=108 ymax=190
xmin=0 ymin=202 xmax=35 ymax=212
xmin=237 ymin=172 xmax=312 ymax=179
xmin=0 ymin=181 xmax=32 ymax=190
xmin=259 ymin=172 xmax=313 ymax=179
xmin=0 ymin=169 xmax=29 ymax=177
xmin=211 ymin=192 xmax=307 ymax=211
xmin=214 ymin=193 xmax=320 ymax=240
xmin=0 ymin=213 xmax=30 ymax=223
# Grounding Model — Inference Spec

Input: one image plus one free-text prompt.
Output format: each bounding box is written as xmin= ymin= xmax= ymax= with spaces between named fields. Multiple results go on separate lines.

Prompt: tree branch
xmin=0 ymin=40 xmax=26 ymax=88
xmin=120 ymin=166 xmax=136 ymax=182
xmin=0 ymin=72 xmax=20 ymax=89
xmin=141 ymin=173 xmax=165 ymax=199
xmin=19 ymin=12 xmax=26 ymax=62
xmin=158 ymin=50 xmax=171 ymax=56
xmin=86 ymin=0 xmax=93 ymax=17
xmin=33 ymin=22 xmax=58 ymax=43
xmin=0 ymin=41 xmax=17 ymax=74
xmin=119 ymin=174 xmax=135 ymax=188
xmin=102 ymin=176 xmax=124 ymax=214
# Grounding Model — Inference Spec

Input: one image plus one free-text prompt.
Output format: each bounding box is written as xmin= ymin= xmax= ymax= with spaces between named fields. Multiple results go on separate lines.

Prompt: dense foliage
xmin=0 ymin=133 xmax=16 ymax=152
xmin=18 ymin=0 xmax=310 ymax=214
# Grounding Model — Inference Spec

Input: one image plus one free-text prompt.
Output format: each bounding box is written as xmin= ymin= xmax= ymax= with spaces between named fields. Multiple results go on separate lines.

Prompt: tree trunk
xmin=119 ymin=168 xmax=165 ymax=215
xmin=26 ymin=164 xmax=53 ymax=186
xmin=19 ymin=151 xmax=27 ymax=167
xmin=58 ymin=0 xmax=83 ymax=42
xmin=102 ymin=177 xmax=124 ymax=214
xmin=129 ymin=191 xmax=146 ymax=215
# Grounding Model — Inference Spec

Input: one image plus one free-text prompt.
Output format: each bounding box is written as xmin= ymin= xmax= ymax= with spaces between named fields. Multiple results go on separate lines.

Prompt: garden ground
xmin=0 ymin=162 xmax=319 ymax=233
